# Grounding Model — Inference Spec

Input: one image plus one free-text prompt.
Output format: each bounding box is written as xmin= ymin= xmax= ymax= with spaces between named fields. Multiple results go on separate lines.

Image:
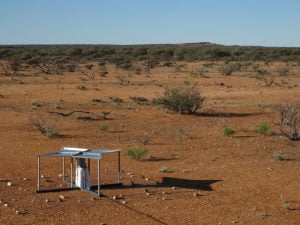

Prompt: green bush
xmin=159 ymin=167 xmax=170 ymax=173
xmin=255 ymin=123 xmax=270 ymax=135
xmin=223 ymin=126 xmax=235 ymax=137
xmin=98 ymin=124 xmax=109 ymax=131
xmin=125 ymin=148 xmax=149 ymax=160
xmin=155 ymin=85 xmax=204 ymax=114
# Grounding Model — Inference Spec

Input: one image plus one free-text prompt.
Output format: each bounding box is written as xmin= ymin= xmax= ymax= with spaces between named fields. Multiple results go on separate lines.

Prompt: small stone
xmin=113 ymin=195 xmax=118 ymax=200
xmin=59 ymin=195 xmax=65 ymax=200
xmin=130 ymin=175 xmax=134 ymax=178
xmin=4 ymin=203 xmax=9 ymax=207
xmin=7 ymin=182 xmax=12 ymax=186
xmin=145 ymin=178 xmax=149 ymax=181
xmin=19 ymin=187 xmax=22 ymax=190
xmin=58 ymin=174 xmax=63 ymax=178
xmin=16 ymin=209 xmax=26 ymax=215
xmin=162 ymin=191 xmax=166 ymax=195
xmin=45 ymin=199 xmax=49 ymax=203
xmin=193 ymin=192 xmax=200 ymax=197
xmin=23 ymin=178 xmax=28 ymax=181
xmin=145 ymin=193 xmax=150 ymax=196
xmin=41 ymin=175 xmax=44 ymax=179
xmin=171 ymin=186 xmax=176 ymax=190
xmin=162 ymin=197 xmax=167 ymax=200
xmin=121 ymin=200 xmax=126 ymax=204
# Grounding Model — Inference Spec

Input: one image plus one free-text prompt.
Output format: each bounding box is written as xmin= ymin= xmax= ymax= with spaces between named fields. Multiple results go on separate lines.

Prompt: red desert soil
xmin=0 ymin=62 xmax=300 ymax=225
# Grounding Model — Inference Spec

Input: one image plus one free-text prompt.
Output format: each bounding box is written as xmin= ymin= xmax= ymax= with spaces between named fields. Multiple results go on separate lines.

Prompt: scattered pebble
xmin=23 ymin=178 xmax=28 ymax=181
xmin=171 ymin=186 xmax=176 ymax=190
xmin=145 ymin=177 xmax=149 ymax=181
xmin=121 ymin=200 xmax=126 ymax=204
xmin=45 ymin=199 xmax=49 ymax=203
xmin=113 ymin=195 xmax=118 ymax=200
xmin=58 ymin=174 xmax=63 ymax=178
xmin=59 ymin=195 xmax=65 ymax=200
xmin=15 ymin=209 xmax=27 ymax=215
xmin=7 ymin=182 xmax=12 ymax=187
xmin=193 ymin=192 xmax=201 ymax=197
xmin=0 ymin=178 xmax=9 ymax=182
xmin=4 ymin=203 xmax=9 ymax=207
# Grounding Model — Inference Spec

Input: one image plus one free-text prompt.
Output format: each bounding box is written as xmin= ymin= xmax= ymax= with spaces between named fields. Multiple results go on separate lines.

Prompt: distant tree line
xmin=0 ymin=45 xmax=300 ymax=66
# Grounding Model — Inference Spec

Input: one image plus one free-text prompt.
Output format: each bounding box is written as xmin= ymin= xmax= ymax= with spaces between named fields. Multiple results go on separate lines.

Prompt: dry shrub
xmin=155 ymin=85 xmax=204 ymax=114
xmin=257 ymin=69 xmax=275 ymax=87
xmin=0 ymin=61 xmax=20 ymax=75
xmin=29 ymin=115 xmax=59 ymax=138
xmin=277 ymin=67 xmax=289 ymax=76
xmin=278 ymin=104 xmax=300 ymax=141
xmin=219 ymin=62 xmax=241 ymax=75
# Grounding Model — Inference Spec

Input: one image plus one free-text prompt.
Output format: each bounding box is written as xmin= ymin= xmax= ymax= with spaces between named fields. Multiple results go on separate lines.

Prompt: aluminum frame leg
xmin=117 ymin=151 xmax=121 ymax=183
xmin=97 ymin=159 xmax=100 ymax=197
xmin=70 ymin=158 xmax=73 ymax=188
xmin=37 ymin=156 xmax=40 ymax=191
xmin=62 ymin=157 xmax=65 ymax=183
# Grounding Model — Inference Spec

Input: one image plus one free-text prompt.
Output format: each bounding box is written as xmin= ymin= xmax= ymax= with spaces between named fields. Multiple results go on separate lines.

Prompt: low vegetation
xmin=255 ymin=123 xmax=270 ymax=135
xmin=130 ymin=96 xmax=149 ymax=105
xmin=219 ymin=62 xmax=241 ymax=75
xmin=125 ymin=148 xmax=149 ymax=160
xmin=223 ymin=126 xmax=235 ymax=137
xmin=159 ymin=167 xmax=170 ymax=173
xmin=98 ymin=124 xmax=109 ymax=132
xmin=29 ymin=116 xmax=58 ymax=138
xmin=155 ymin=85 xmax=204 ymax=114
xmin=278 ymin=104 xmax=300 ymax=140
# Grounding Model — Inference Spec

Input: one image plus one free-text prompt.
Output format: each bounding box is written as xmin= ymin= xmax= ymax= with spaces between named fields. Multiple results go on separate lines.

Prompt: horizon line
xmin=0 ymin=42 xmax=299 ymax=48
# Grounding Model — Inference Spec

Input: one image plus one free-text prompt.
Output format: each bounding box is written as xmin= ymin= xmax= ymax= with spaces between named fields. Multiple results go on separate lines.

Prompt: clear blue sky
xmin=1 ymin=0 xmax=300 ymax=47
